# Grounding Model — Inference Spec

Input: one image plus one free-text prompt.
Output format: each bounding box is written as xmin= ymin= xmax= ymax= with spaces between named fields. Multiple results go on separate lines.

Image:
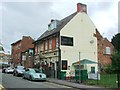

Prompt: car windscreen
xmin=34 ymin=69 xmax=42 ymax=73
xmin=17 ymin=66 xmax=24 ymax=70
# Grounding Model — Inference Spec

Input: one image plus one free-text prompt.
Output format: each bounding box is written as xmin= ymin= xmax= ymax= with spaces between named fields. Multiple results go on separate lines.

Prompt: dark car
xmin=2 ymin=68 xmax=7 ymax=73
xmin=13 ymin=66 xmax=25 ymax=76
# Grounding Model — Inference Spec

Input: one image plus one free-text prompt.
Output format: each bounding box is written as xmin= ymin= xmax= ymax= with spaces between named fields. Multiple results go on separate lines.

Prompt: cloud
xmin=90 ymin=1 xmax=118 ymax=41
xmin=1 ymin=0 xmax=118 ymax=52
xmin=2 ymin=2 xmax=61 ymax=51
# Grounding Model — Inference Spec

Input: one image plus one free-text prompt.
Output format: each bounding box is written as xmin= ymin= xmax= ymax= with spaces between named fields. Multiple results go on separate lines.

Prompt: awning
xmin=72 ymin=59 xmax=97 ymax=66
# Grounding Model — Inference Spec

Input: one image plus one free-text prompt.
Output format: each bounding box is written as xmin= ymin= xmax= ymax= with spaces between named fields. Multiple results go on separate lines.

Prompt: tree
xmin=111 ymin=33 xmax=120 ymax=88
xmin=111 ymin=52 xmax=120 ymax=71
xmin=111 ymin=33 xmax=120 ymax=52
xmin=111 ymin=52 xmax=120 ymax=88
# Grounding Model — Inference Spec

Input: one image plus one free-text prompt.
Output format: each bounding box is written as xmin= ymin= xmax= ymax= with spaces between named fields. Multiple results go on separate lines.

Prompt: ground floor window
xmin=91 ymin=67 xmax=95 ymax=73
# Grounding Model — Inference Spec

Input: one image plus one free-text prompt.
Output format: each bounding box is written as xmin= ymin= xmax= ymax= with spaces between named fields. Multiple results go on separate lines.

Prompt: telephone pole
xmin=79 ymin=52 xmax=81 ymax=83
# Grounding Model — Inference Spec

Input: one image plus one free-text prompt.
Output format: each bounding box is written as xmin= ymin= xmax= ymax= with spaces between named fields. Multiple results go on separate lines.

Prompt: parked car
xmin=23 ymin=68 xmax=46 ymax=81
xmin=13 ymin=66 xmax=25 ymax=76
xmin=2 ymin=67 xmax=7 ymax=73
xmin=5 ymin=67 xmax=14 ymax=74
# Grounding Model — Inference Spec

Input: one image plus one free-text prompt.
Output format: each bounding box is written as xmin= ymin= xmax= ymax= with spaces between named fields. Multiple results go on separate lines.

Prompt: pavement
xmin=47 ymin=78 xmax=115 ymax=90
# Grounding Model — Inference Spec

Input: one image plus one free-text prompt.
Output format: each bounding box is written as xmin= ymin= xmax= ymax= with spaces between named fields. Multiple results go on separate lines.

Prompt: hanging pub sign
xmin=61 ymin=36 xmax=73 ymax=46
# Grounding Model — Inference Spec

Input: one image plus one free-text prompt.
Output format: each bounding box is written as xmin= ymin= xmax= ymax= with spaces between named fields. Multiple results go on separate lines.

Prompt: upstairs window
xmin=56 ymin=36 xmax=59 ymax=48
xmin=49 ymin=39 xmax=52 ymax=50
xmin=105 ymin=47 xmax=111 ymax=55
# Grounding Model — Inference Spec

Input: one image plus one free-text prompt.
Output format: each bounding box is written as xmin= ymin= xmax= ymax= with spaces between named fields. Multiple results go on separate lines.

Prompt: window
xmin=40 ymin=43 xmax=43 ymax=51
xmin=61 ymin=36 xmax=73 ymax=46
xmin=49 ymin=39 xmax=52 ymax=50
xmin=91 ymin=67 xmax=95 ymax=73
xmin=56 ymin=36 xmax=59 ymax=48
xmin=106 ymin=47 xmax=111 ymax=54
xmin=62 ymin=60 xmax=67 ymax=70
xmin=45 ymin=40 xmax=48 ymax=50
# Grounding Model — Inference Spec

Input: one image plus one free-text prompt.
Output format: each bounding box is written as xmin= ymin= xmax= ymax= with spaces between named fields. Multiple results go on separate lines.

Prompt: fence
xmin=67 ymin=73 xmax=118 ymax=88
xmin=85 ymin=74 xmax=118 ymax=88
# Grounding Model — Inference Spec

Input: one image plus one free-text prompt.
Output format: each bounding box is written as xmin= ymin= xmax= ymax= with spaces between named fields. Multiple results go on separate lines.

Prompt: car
xmin=5 ymin=67 xmax=14 ymax=74
xmin=2 ymin=67 xmax=7 ymax=73
xmin=13 ymin=66 xmax=25 ymax=76
xmin=23 ymin=68 xmax=46 ymax=81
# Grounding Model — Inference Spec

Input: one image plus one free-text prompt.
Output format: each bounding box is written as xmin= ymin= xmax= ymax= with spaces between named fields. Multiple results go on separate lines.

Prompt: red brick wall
xmin=11 ymin=41 xmax=22 ymax=66
xmin=11 ymin=36 xmax=34 ymax=66
xmin=96 ymin=30 xmax=114 ymax=67
xmin=21 ymin=36 xmax=34 ymax=52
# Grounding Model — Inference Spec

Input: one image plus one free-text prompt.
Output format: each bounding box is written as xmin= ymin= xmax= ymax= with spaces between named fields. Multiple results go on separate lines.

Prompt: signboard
xmin=61 ymin=36 xmax=73 ymax=46
xmin=62 ymin=60 xmax=67 ymax=70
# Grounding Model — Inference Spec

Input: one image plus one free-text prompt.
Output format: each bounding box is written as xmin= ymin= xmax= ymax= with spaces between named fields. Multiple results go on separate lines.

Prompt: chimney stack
xmin=51 ymin=19 xmax=55 ymax=22
xmin=77 ymin=3 xmax=87 ymax=13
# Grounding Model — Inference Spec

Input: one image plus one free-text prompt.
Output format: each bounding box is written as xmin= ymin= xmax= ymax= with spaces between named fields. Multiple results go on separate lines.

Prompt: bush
xmin=101 ymin=64 xmax=115 ymax=74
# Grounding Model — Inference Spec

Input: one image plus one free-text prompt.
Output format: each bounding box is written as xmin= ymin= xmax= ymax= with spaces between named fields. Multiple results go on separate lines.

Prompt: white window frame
xmin=49 ymin=39 xmax=52 ymax=50
xmin=45 ymin=40 xmax=48 ymax=50
xmin=105 ymin=47 xmax=111 ymax=55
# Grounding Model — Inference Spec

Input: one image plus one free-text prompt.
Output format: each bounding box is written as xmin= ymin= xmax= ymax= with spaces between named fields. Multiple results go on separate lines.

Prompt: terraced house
xmin=34 ymin=3 xmax=100 ymax=79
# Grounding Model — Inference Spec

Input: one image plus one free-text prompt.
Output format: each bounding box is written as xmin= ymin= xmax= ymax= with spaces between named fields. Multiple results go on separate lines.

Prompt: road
xmin=1 ymin=72 xmax=77 ymax=89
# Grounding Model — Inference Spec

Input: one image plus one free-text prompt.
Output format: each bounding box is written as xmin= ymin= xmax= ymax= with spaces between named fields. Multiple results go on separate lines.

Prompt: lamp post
xmin=79 ymin=52 xmax=81 ymax=83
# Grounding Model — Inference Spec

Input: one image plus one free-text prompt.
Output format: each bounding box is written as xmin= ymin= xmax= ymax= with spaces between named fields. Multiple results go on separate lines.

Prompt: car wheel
xmin=23 ymin=75 xmax=25 ymax=79
xmin=13 ymin=73 xmax=15 ymax=76
xmin=15 ymin=72 xmax=18 ymax=76
xmin=29 ymin=76 xmax=33 ymax=81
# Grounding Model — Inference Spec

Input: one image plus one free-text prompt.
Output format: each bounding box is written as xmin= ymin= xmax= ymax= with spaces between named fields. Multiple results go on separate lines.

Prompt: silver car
xmin=13 ymin=66 xmax=25 ymax=76
xmin=5 ymin=67 xmax=14 ymax=74
xmin=23 ymin=68 xmax=46 ymax=81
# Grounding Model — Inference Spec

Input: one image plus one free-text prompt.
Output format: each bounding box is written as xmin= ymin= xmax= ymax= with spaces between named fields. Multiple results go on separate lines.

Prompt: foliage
xmin=33 ymin=62 xmax=40 ymax=69
xmin=111 ymin=33 xmax=120 ymax=52
xmin=111 ymin=51 xmax=120 ymax=72
xmin=101 ymin=64 xmax=115 ymax=74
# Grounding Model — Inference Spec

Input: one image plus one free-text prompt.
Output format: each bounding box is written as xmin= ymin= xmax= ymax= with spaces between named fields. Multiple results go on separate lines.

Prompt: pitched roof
xmin=11 ymin=40 xmax=21 ymax=46
xmin=35 ymin=12 xmax=77 ymax=42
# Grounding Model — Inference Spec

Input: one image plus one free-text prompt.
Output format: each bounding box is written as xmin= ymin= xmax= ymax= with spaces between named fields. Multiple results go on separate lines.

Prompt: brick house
xmin=11 ymin=36 xmax=34 ymax=67
xmin=96 ymin=30 xmax=114 ymax=67
xmin=34 ymin=3 xmax=99 ymax=78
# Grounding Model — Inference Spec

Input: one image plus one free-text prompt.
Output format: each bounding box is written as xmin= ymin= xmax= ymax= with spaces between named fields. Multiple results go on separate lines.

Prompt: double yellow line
xmin=0 ymin=84 xmax=5 ymax=90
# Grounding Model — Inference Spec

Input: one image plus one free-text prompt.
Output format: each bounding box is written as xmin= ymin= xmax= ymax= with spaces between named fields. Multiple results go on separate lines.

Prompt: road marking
xmin=0 ymin=84 xmax=5 ymax=90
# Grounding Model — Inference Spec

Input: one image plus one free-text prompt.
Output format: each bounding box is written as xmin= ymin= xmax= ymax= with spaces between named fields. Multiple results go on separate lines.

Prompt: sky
xmin=0 ymin=0 xmax=119 ymax=53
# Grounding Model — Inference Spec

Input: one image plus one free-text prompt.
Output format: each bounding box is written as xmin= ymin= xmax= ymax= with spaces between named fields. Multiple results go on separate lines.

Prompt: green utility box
xmin=75 ymin=70 xmax=87 ymax=82
xmin=60 ymin=71 xmax=66 ymax=80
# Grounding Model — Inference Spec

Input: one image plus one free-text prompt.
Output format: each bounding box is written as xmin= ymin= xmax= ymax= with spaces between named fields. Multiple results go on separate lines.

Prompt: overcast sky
xmin=0 ymin=0 xmax=119 ymax=53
